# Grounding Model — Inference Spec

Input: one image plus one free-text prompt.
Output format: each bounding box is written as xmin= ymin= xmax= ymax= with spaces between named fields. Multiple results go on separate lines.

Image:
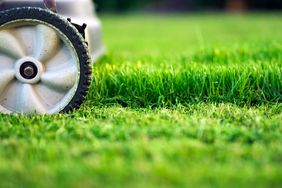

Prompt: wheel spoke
xmin=41 ymin=64 xmax=78 ymax=92
xmin=34 ymin=84 xmax=65 ymax=109
xmin=0 ymin=55 xmax=15 ymax=69
xmin=45 ymin=45 xmax=74 ymax=69
xmin=12 ymin=26 xmax=37 ymax=56
xmin=16 ymin=84 xmax=47 ymax=114
xmin=0 ymin=81 xmax=19 ymax=113
xmin=0 ymin=70 xmax=15 ymax=94
xmin=33 ymin=24 xmax=60 ymax=63
xmin=0 ymin=31 xmax=25 ymax=59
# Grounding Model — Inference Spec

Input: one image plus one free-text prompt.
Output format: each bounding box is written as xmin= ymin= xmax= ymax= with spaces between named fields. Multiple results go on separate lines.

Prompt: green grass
xmin=0 ymin=14 xmax=282 ymax=188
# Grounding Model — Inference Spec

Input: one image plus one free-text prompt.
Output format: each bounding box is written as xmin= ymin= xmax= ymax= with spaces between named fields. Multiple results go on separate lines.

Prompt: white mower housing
xmin=0 ymin=0 xmax=105 ymax=61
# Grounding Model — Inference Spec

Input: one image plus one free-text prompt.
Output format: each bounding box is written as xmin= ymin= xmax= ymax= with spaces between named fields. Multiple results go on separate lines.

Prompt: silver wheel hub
xmin=0 ymin=20 xmax=80 ymax=114
xmin=15 ymin=57 xmax=43 ymax=84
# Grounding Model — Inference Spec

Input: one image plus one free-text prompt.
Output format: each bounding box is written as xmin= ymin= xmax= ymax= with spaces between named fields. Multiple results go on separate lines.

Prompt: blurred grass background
xmin=94 ymin=0 xmax=282 ymax=12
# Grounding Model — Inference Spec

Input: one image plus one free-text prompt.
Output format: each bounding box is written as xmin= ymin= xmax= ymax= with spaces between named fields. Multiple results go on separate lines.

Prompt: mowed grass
xmin=0 ymin=14 xmax=282 ymax=188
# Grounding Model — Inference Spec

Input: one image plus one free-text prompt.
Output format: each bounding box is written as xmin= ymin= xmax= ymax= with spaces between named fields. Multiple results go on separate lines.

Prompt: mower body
xmin=0 ymin=0 xmax=105 ymax=61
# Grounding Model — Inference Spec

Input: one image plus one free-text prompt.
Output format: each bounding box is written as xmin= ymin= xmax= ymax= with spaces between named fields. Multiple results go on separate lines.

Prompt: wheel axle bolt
xmin=23 ymin=66 xmax=34 ymax=77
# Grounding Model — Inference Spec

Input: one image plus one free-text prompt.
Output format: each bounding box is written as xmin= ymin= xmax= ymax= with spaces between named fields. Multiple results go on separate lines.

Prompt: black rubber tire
xmin=0 ymin=7 xmax=92 ymax=113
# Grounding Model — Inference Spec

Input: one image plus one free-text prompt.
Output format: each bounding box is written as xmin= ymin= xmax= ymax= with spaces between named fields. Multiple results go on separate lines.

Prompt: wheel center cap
xmin=20 ymin=62 xmax=38 ymax=79
xmin=15 ymin=57 xmax=43 ymax=84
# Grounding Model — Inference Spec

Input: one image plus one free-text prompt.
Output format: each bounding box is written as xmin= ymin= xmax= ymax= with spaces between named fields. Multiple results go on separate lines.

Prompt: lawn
xmin=0 ymin=14 xmax=282 ymax=188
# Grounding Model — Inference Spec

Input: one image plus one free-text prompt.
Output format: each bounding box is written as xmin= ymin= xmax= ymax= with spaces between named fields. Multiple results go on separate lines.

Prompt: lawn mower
xmin=0 ymin=0 xmax=104 ymax=114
